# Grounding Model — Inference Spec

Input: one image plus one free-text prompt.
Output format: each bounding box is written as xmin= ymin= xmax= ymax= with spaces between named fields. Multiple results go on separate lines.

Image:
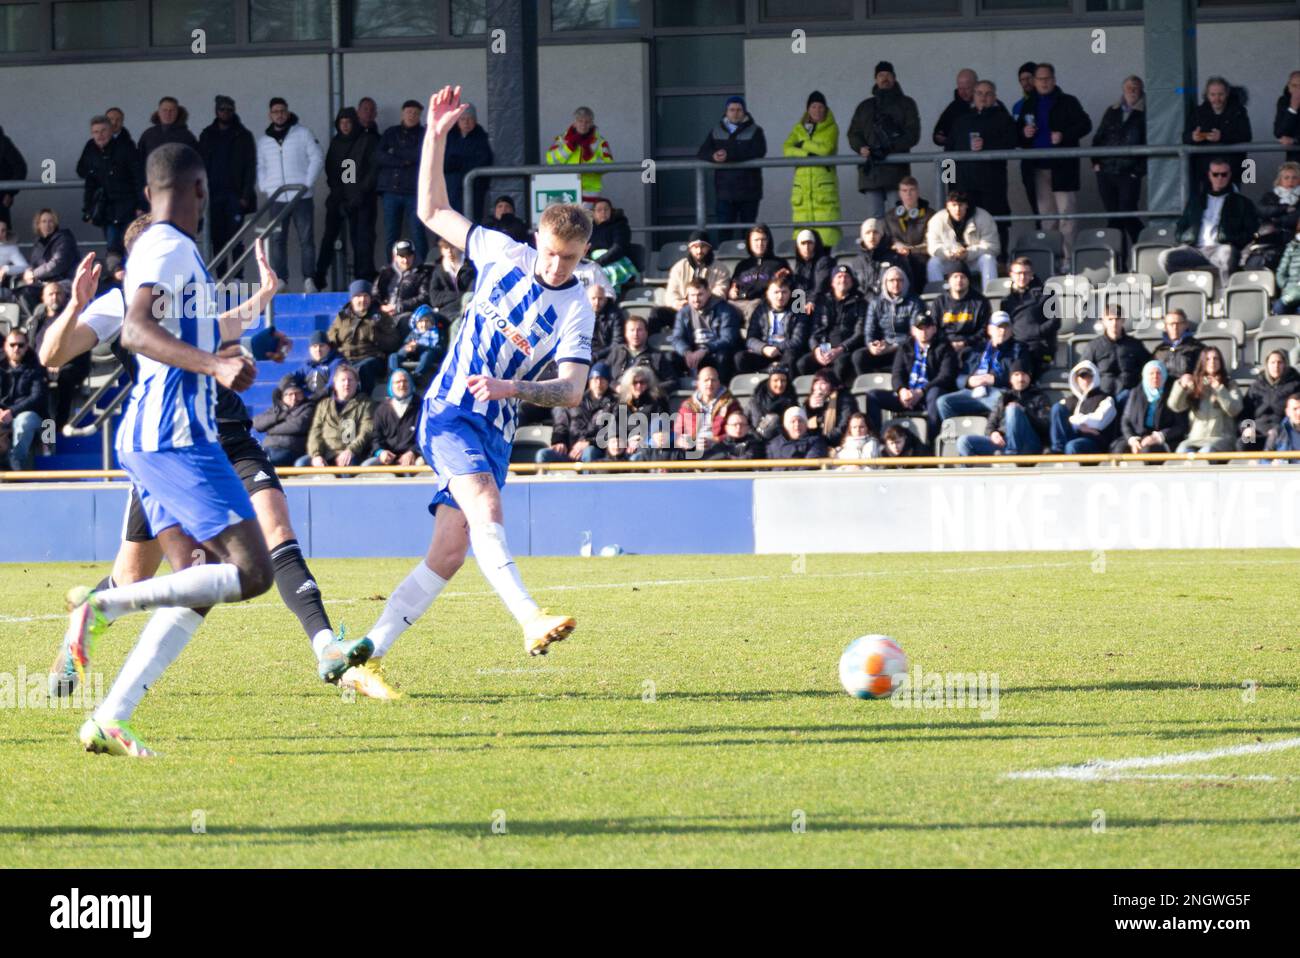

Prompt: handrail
xmin=209 ymin=182 xmax=308 ymax=280
xmin=5 ymin=448 xmax=1300 ymax=482
xmin=463 ymin=140 xmax=1293 ymax=239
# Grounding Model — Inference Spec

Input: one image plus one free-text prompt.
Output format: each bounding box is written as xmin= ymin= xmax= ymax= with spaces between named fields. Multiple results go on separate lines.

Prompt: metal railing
xmin=464 ymin=140 xmax=1293 ymax=247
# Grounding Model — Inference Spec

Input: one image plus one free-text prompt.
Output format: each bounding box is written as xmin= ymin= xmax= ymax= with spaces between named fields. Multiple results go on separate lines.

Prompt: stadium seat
xmin=620 ymin=285 xmax=658 ymax=305
xmin=715 ymin=257 xmax=742 ymax=277
xmin=1043 ymin=274 xmax=1092 ymax=338
xmin=729 ymin=372 xmax=767 ymax=397
xmin=853 ymin=372 xmax=893 ymax=393
xmin=937 ymin=415 xmax=987 ymax=458
xmin=621 ymin=302 xmax=657 ymax=323
xmin=833 ymin=235 xmax=859 ymax=255
xmin=834 ymin=252 xmax=859 ymax=271
xmin=1071 ymin=228 xmax=1124 ymax=283
xmin=653 ymin=242 xmax=688 ymax=277
xmin=775 ymin=238 xmax=796 ymax=257
xmin=1011 ymin=228 xmax=1064 ymax=279
xmin=626 ymin=242 xmax=647 ymax=275
xmin=1225 ymin=270 xmax=1276 ymax=332
xmin=1036 ymin=367 xmax=1071 ymax=388
xmin=1131 ymin=223 xmax=1175 ymax=285
xmin=1098 ymin=273 xmax=1158 ymax=324
xmin=0 ymin=302 xmax=18 ymax=333
xmin=1133 ymin=323 xmax=1167 ymax=347
xmin=793 ymin=373 xmax=815 ymax=397
xmin=1162 ymin=270 xmax=1215 ymax=326
xmin=883 ymin=415 xmax=927 ymax=445
xmin=648 ymin=329 xmax=672 ymax=351
xmin=719 ymin=239 xmax=749 ymax=258
xmin=983 ymin=276 xmax=1012 ymax=311
xmin=1196 ymin=318 xmax=1247 ymax=370
xmin=1251 ymin=314 xmax=1300 ymax=364
xmin=511 ymin=424 xmax=553 ymax=463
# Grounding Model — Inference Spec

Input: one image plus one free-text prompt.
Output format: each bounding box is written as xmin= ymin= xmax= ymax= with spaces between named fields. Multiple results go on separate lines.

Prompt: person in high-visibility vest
xmin=546 ymin=106 xmax=613 ymax=204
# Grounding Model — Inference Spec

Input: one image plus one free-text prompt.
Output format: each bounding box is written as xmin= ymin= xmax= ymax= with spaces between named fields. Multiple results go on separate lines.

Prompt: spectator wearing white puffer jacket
xmin=257 ymin=96 xmax=324 ymax=291
xmin=925 ymin=189 xmax=1000 ymax=288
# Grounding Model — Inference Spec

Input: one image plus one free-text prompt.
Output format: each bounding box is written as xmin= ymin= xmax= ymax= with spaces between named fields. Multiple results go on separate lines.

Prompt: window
xmin=451 ymin=0 xmax=486 ymax=35
xmin=761 ymin=0 xmax=852 ymax=18
xmin=152 ymin=0 xmax=236 ymax=46
xmin=53 ymin=1 xmax=137 ymax=49
xmin=654 ymin=35 xmax=743 ymax=89
xmin=655 ymin=94 xmax=731 ymax=151
xmin=551 ymin=0 xmax=641 ymax=31
xmin=654 ymin=0 xmax=743 ymax=28
xmin=352 ymin=0 xmax=437 ymax=38
xmin=250 ymin=0 xmax=329 ymax=42
xmin=0 ymin=3 xmax=37 ymax=52
xmin=1086 ymin=0 xmax=1143 ymax=9
xmin=873 ymin=0 xmax=960 ymax=14
xmin=980 ymin=0 xmax=1069 ymax=9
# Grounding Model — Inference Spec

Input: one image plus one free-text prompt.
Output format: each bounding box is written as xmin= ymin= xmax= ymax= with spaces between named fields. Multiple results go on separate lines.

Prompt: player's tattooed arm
xmin=466 ymin=362 xmax=586 ymax=408
xmin=512 ymin=377 xmax=583 ymax=408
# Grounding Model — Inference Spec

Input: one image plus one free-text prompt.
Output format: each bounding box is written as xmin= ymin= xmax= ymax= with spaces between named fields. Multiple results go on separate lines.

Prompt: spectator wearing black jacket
xmin=362 ymin=369 xmax=422 ymax=468
xmin=1091 ymin=77 xmax=1146 ymax=243
xmin=443 ymin=102 xmax=493 ymax=219
xmin=589 ymin=197 xmax=637 ymax=291
xmin=1113 ymin=360 xmax=1188 ymax=454
xmin=747 ymin=365 xmax=799 ymax=441
xmin=846 ymin=62 xmax=922 ymax=220
xmin=728 ymin=223 xmax=789 ymax=313
xmin=804 ymin=369 xmax=857 ymax=448
xmin=931 ymin=262 xmax=990 ymax=359
xmin=137 ymin=97 xmax=200 ymax=164
xmin=312 ymin=106 xmax=379 ymax=290
xmin=1185 ymin=77 xmax=1252 ymax=186
xmin=932 ymin=69 xmax=977 ymax=148
xmin=848 ymin=217 xmax=906 ymax=297
xmin=252 ymin=376 xmax=314 ymax=466
xmin=428 ymin=237 xmax=474 ymax=315
xmin=672 ymin=279 xmax=743 ymax=382
xmin=1002 ymin=257 xmax=1057 ymax=376
xmin=698 ymin=96 xmax=767 ymax=240
xmin=737 ymin=278 xmax=809 ymax=374
xmin=16 ymin=209 xmax=79 ymax=316
xmin=104 ymin=108 xmax=132 ymax=148
xmin=1251 ymin=162 xmax=1300 ymax=270
xmin=1016 ymin=64 xmax=1093 ymax=257
xmin=937 ymin=310 xmax=1020 ymax=420
xmin=949 ymin=80 xmax=1018 ymax=256
xmin=537 ymin=363 xmax=620 ymax=463
xmin=957 ymin=358 xmax=1052 ymax=457
xmin=482 ymin=195 xmax=530 ymax=244
xmin=766 ymin=405 xmax=828 ymax=465
xmin=373 ymin=239 xmax=433 ymax=336
xmin=865 ymin=312 xmax=957 ymax=442
xmin=789 ymin=229 xmax=832 ymax=307
xmin=0 ymin=328 xmax=48 ymax=470
xmin=1240 ymin=349 xmax=1300 ymax=451
xmin=706 ymin=408 xmax=765 ymax=460
xmin=1274 ymin=71 xmax=1300 ymax=163
xmin=802 ymin=264 xmax=868 ymax=382
xmin=1051 ymin=360 xmax=1120 ymax=454
xmin=587 ymin=282 xmax=627 ymax=362
xmin=76 ymin=116 xmax=143 ymax=256
xmin=377 ymin=100 xmax=428 ymax=263
xmin=1079 ymin=305 xmax=1150 ymax=407
xmin=607 ymin=314 xmax=679 ymax=385
xmin=1165 ymin=158 xmax=1260 ymax=286
xmin=0 ymin=124 xmax=27 ymax=229
xmin=25 ymin=281 xmax=89 ymax=427
xmin=1150 ymin=309 xmax=1204 ymax=380
xmin=199 ymin=96 xmax=258 ymax=279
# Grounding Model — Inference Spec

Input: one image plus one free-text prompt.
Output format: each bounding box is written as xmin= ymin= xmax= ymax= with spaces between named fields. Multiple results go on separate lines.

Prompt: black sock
xmin=94 ymin=575 xmax=115 ymax=591
xmin=269 ymin=539 xmax=333 ymax=643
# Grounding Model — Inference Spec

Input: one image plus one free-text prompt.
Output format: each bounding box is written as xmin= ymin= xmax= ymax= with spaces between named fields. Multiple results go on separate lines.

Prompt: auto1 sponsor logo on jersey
xmin=477 ymin=297 xmax=533 ymax=357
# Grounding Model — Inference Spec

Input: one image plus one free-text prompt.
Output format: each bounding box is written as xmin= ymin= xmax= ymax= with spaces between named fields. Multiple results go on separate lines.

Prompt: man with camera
xmin=847 ymin=62 xmax=921 ymax=221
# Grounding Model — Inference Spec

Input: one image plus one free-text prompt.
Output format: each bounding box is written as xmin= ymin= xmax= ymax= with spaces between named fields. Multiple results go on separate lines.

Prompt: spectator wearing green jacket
xmin=300 ymin=364 xmax=375 ymax=470
xmin=782 ymin=91 xmax=841 ymax=248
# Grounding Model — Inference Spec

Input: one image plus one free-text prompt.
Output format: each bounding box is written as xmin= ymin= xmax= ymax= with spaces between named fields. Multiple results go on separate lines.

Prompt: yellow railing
xmin=3 ymin=449 xmax=1300 ymax=483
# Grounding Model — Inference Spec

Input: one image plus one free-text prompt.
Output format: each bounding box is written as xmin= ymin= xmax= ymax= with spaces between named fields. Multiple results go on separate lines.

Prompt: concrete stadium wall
xmin=4 ymin=470 xmax=1300 ymax=563
xmin=744 ymin=19 xmax=1300 ymax=234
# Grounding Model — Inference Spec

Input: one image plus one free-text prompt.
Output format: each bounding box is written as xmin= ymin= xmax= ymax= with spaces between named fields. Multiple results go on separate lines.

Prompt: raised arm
xmin=38 ymin=252 xmax=102 ymax=367
xmin=418 ymin=85 xmax=473 ymax=251
xmin=217 ymin=237 xmax=278 ymax=343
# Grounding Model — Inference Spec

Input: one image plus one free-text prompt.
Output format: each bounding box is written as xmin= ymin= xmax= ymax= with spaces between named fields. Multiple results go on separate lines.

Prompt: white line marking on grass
xmin=1006 ymin=736 xmax=1300 ymax=781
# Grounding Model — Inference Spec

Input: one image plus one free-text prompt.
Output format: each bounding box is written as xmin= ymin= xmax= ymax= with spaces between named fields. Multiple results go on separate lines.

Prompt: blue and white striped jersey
xmin=115 ymin=221 xmax=221 ymax=453
xmin=429 ymin=225 xmax=594 ymax=443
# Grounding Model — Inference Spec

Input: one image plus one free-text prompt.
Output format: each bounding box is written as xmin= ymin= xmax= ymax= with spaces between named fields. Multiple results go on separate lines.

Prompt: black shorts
xmin=121 ymin=432 xmax=283 ymax=543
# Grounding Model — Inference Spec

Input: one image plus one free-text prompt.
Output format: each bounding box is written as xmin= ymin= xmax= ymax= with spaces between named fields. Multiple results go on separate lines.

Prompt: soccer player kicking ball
xmin=56 ymin=144 xmax=372 ymax=756
xmin=44 ymin=222 xmax=364 ymax=704
xmin=345 ymin=85 xmax=594 ymax=700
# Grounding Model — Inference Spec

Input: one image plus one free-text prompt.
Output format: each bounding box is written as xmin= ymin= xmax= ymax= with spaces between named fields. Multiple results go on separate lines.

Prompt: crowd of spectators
xmin=6 ymin=63 xmax=1300 ymax=473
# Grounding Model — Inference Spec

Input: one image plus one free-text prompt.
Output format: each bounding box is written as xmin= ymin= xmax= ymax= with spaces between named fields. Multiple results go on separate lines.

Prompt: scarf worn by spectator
xmin=908 ymin=339 xmax=930 ymax=390
xmin=563 ymin=125 xmax=602 ymax=161
xmin=1142 ymin=359 xmax=1167 ymax=429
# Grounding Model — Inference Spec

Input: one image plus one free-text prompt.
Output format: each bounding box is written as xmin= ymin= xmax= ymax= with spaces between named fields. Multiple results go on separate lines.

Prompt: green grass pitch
xmin=1 ymin=550 xmax=1297 ymax=868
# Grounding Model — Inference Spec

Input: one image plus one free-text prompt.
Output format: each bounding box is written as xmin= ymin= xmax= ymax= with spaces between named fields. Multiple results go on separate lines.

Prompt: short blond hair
xmin=538 ymin=203 xmax=593 ymax=245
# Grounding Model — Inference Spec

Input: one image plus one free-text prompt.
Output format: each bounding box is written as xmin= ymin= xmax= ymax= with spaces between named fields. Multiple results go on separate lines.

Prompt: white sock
xmin=310 ymin=628 xmax=335 ymax=660
xmin=95 ymin=607 xmax=204 ymax=723
xmin=470 ymin=522 xmax=539 ymax=625
xmin=369 ymin=562 xmax=447 ymax=658
xmin=95 ymin=564 xmax=243 ymax=622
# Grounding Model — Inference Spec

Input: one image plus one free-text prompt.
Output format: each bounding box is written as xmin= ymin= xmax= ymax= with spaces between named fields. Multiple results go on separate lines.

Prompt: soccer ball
xmin=839 ymin=635 xmax=908 ymax=699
